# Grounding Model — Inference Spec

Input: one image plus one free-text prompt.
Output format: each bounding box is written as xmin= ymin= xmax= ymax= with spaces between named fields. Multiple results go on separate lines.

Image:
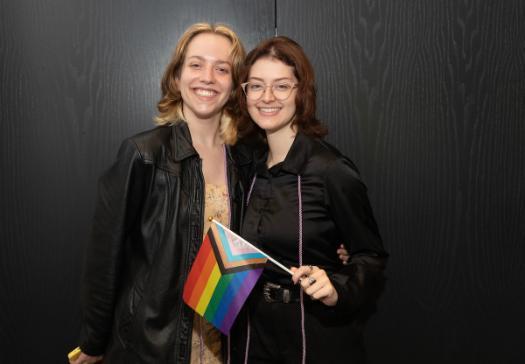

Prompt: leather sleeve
xmin=79 ymin=138 xmax=149 ymax=355
xmin=323 ymin=157 xmax=388 ymax=316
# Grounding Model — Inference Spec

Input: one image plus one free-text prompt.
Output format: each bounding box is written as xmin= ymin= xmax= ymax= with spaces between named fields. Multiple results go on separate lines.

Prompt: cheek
xmin=179 ymin=69 xmax=199 ymax=85
xmin=176 ymin=74 xmax=191 ymax=90
xmin=287 ymin=100 xmax=297 ymax=115
xmin=246 ymin=100 xmax=257 ymax=114
xmin=220 ymin=75 xmax=233 ymax=92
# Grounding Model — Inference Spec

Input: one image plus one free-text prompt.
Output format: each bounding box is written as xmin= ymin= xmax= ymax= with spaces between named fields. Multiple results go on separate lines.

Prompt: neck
xmin=265 ymin=125 xmax=297 ymax=168
xmin=185 ymin=113 xmax=223 ymax=148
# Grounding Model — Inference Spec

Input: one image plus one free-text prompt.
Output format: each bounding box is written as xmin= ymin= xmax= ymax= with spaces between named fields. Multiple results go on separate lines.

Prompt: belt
xmin=262 ymin=281 xmax=301 ymax=303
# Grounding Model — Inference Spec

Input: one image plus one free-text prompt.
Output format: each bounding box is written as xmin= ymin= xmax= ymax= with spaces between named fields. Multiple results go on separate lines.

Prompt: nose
xmin=261 ymin=85 xmax=275 ymax=102
xmin=200 ymin=64 xmax=215 ymax=84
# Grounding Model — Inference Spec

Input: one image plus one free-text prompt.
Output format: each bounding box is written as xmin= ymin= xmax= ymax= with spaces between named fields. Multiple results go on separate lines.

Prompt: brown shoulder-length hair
xmin=154 ymin=23 xmax=245 ymax=145
xmin=237 ymin=36 xmax=327 ymax=139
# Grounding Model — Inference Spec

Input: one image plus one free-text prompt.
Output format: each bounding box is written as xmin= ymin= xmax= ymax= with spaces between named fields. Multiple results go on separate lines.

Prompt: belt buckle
xmin=263 ymin=282 xmax=281 ymax=303
xmin=263 ymin=282 xmax=291 ymax=303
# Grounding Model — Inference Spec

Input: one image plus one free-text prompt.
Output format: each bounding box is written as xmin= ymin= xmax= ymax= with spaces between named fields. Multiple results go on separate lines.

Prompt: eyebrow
xmin=248 ymin=77 xmax=294 ymax=82
xmin=186 ymin=55 xmax=231 ymax=66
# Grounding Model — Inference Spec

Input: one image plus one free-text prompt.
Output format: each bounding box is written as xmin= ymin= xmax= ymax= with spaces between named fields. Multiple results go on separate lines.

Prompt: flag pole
xmin=212 ymin=219 xmax=293 ymax=275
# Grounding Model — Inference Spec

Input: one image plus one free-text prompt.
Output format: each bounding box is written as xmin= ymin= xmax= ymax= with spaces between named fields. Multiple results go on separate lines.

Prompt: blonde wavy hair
xmin=154 ymin=23 xmax=245 ymax=145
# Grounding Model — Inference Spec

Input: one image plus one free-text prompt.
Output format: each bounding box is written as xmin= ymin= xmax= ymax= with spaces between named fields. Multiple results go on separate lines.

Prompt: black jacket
xmin=80 ymin=122 xmax=245 ymax=363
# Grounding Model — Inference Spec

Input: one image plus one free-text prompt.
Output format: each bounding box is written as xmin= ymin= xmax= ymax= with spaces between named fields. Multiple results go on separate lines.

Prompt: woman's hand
xmin=70 ymin=352 xmax=103 ymax=364
xmin=337 ymin=244 xmax=350 ymax=265
xmin=291 ymin=265 xmax=338 ymax=306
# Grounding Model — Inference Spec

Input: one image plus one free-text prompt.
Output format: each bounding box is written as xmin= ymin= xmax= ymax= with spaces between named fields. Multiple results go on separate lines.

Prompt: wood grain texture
xmin=0 ymin=1 xmax=273 ymax=362
xmin=277 ymin=0 xmax=525 ymax=363
xmin=1 ymin=0 xmax=524 ymax=362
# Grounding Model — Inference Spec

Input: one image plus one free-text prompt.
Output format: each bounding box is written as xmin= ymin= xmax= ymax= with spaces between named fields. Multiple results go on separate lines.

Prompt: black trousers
xmin=230 ymin=284 xmax=366 ymax=364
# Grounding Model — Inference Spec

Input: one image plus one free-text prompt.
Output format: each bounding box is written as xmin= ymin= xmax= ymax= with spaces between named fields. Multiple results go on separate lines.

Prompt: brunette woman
xmin=232 ymin=36 xmax=388 ymax=364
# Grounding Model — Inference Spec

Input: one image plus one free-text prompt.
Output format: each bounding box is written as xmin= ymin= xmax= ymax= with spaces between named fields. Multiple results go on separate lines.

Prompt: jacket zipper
xmin=179 ymin=156 xmax=205 ymax=363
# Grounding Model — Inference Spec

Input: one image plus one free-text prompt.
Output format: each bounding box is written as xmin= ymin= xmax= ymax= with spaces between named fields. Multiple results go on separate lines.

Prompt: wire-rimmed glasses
xmin=241 ymin=81 xmax=297 ymax=101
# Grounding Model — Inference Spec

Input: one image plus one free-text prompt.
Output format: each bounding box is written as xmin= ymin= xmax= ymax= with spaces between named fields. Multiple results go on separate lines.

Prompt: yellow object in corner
xmin=68 ymin=347 xmax=82 ymax=361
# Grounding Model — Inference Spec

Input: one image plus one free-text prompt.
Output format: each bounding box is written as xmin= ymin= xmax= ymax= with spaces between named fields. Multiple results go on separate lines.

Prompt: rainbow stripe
xmin=183 ymin=222 xmax=267 ymax=334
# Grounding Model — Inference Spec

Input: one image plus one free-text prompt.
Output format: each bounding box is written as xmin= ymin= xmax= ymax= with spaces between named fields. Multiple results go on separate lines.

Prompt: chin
xmin=194 ymin=105 xmax=225 ymax=119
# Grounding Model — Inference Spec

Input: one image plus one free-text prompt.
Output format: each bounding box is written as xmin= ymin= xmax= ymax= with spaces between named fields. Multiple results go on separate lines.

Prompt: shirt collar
xmin=255 ymin=132 xmax=313 ymax=176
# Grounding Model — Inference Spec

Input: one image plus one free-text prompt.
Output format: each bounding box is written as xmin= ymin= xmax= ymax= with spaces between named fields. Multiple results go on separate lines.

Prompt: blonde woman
xmin=71 ymin=23 xmax=245 ymax=364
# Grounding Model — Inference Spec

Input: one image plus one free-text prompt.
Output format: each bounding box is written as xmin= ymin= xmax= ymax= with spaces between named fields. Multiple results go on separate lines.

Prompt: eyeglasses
xmin=241 ymin=81 xmax=297 ymax=101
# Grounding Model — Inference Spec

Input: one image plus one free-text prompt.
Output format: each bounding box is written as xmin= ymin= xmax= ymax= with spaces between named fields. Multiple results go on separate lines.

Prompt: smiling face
xmin=246 ymin=57 xmax=298 ymax=136
xmin=176 ymin=32 xmax=233 ymax=123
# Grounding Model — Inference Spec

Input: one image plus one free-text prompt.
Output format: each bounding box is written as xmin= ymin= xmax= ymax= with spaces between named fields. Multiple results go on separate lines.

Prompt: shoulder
xmin=231 ymin=134 xmax=266 ymax=167
xmin=127 ymin=125 xmax=173 ymax=163
xmin=306 ymin=137 xmax=361 ymax=182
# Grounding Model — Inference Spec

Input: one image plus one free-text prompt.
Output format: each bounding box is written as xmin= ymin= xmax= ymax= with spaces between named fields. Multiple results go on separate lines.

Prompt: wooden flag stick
xmin=212 ymin=219 xmax=293 ymax=275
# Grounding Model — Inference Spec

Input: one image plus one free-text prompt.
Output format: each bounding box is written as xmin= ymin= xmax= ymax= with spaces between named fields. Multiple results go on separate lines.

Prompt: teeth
xmin=195 ymin=89 xmax=216 ymax=97
xmin=260 ymin=107 xmax=280 ymax=113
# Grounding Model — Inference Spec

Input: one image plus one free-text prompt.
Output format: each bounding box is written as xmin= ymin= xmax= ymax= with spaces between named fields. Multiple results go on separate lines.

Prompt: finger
xmin=308 ymin=277 xmax=334 ymax=300
xmin=300 ymin=270 xmax=325 ymax=291
xmin=290 ymin=267 xmax=302 ymax=284
xmin=305 ymin=280 xmax=332 ymax=300
xmin=337 ymin=249 xmax=349 ymax=256
xmin=299 ymin=271 xmax=319 ymax=289
xmin=309 ymin=285 xmax=329 ymax=300
xmin=301 ymin=274 xmax=317 ymax=286
xmin=292 ymin=265 xmax=314 ymax=284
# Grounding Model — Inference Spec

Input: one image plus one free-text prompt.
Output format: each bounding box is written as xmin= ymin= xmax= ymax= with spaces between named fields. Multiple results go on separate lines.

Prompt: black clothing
xmin=243 ymin=288 xmax=367 ymax=364
xmin=80 ymin=122 xmax=245 ymax=364
xmin=233 ymin=132 xmax=387 ymax=363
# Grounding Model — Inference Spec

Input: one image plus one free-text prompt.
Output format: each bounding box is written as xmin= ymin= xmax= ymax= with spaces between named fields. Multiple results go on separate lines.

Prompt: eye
xmin=216 ymin=66 xmax=231 ymax=74
xmin=188 ymin=62 xmax=201 ymax=69
xmin=248 ymin=83 xmax=264 ymax=91
xmin=274 ymin=83 xmax=293 ymax=92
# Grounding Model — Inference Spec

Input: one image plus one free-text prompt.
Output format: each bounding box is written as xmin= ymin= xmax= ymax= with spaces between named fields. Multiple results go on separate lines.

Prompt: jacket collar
xmin=167 ymin=121 xmax=240 ymax=174
xmin=256 ymin=132 xmax=313 ymax=175
xmin=170 ymin=121 xmax=198 ymax=162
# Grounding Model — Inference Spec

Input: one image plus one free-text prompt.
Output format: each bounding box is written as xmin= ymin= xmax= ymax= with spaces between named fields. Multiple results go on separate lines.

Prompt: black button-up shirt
xmin=241 ymin=132 xmax=387 ymax=314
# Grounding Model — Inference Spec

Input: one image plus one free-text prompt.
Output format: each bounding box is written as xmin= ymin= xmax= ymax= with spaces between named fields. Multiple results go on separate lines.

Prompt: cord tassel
xmin=244 ymin=177 xmax=256 ymax=364
xmin=297 ymin=175 xmax=306 ymax=364
xmin=243 ymin=314 xmax=251 ymax=364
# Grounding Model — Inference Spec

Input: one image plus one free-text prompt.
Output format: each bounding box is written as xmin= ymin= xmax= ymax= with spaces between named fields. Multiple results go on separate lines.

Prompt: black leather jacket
xmin=80 ymin=122 xmax=245 ymax=363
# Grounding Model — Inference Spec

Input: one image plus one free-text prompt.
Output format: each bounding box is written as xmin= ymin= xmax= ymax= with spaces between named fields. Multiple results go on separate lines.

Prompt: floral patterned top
xmin=190 ymin=184 xmax=229 ymax=364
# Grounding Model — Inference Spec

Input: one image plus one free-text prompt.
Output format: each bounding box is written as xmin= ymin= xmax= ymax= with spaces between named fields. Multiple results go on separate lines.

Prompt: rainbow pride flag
xmin=183 ymin=220 xmax=268 ymax=334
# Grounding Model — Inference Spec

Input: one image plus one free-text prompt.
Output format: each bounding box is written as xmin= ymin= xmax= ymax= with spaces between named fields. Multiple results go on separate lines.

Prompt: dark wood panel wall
xmin=278 ymin=1 xmax=525 ymax=363
xmin=1 ymin=0 xmax=523 ymax=363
